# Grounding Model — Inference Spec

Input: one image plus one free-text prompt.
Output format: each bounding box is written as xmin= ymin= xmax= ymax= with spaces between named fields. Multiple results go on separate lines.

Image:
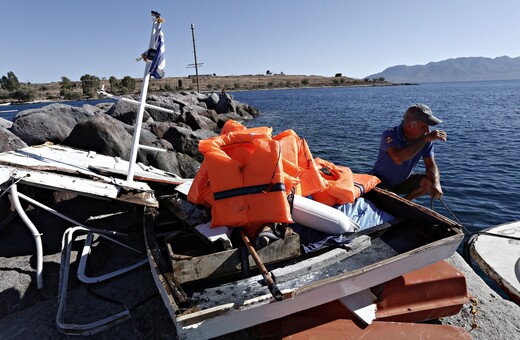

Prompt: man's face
xmin=405 ymin=120 xmax=429 ymax=141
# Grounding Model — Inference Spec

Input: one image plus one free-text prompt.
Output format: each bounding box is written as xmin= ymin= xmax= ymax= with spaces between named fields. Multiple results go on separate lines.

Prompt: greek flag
xmin=150 ymin=26 xmax=165 ymax=79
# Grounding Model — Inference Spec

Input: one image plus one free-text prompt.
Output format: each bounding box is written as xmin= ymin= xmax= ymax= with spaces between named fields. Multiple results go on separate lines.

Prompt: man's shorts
xmin=378 ymin=174 xmax=424 ymax=195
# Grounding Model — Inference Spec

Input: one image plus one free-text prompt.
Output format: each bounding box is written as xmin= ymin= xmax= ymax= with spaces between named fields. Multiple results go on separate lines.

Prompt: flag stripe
xmin=150 ymin=26 xmax=165 ymax=79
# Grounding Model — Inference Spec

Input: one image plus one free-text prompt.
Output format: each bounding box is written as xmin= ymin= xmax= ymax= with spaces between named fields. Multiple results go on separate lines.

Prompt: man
xmin=370 ymin=104 xmax=447 ymax=200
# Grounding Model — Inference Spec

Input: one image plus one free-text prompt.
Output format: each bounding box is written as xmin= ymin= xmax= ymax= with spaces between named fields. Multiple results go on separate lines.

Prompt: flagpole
xmin=127 ymin=12 xmax=163 ymax=182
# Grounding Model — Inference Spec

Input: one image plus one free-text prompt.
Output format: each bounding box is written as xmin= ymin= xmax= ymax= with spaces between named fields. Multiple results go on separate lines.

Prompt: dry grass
xmin=26 ymin=74 xmax=389 ymax=101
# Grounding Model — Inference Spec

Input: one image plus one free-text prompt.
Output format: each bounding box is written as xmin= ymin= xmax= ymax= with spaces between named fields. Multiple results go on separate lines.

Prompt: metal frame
xmin=8 ymin=182 xmax=128 ymax=289
xmin=77 ymin=232 xmax=147 ymax=284
xmin=57 ymin=227 xmax=132 ymax=335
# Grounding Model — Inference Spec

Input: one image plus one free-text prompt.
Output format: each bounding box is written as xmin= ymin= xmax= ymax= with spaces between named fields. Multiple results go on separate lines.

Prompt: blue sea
xmin=2 ymin=81 xmax=520 ymax=233
xmin=231 ymin=80 xmax=520 ymax=234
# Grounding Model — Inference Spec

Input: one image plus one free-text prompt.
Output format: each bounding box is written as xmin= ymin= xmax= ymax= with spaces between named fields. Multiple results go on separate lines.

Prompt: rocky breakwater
xmin=0 ymin=91 xmax=259 ymax=178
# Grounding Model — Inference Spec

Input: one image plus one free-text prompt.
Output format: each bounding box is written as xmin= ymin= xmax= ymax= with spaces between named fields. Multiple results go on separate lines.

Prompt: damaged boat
xmin=144 ymin=181 xmax=464 ymax=339
xmin=138 ymin=115 xmax=466 ymax=339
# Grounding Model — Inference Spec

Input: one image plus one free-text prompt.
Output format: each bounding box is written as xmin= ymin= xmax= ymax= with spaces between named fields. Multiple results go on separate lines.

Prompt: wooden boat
xmin=469 ymin=220 xmax=520 ymax=304
xmin=144 ymin=186 xmax=465 ymax=339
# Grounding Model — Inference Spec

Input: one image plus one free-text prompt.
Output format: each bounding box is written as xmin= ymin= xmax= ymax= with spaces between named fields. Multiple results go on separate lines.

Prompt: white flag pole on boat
xmin=127 ymin=11 xmax=165 ymax=182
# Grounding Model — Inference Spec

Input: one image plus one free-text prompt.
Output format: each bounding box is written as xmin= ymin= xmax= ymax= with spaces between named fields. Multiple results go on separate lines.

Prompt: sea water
xmin=232 ymin=80 xmax=520 ymax=233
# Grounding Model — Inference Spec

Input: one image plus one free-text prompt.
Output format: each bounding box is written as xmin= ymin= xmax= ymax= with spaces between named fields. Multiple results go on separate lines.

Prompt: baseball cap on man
xmin=405 ymin=104 xmax=442 ymax=126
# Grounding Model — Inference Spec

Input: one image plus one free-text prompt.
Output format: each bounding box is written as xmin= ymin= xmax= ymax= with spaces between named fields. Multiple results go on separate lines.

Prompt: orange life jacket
xmin=188 ymin=121 xmax=273 ymax=207
xmin=273 ymin=130 xmax=327 ymax=197
xmin=188 ymin=127 xmax=294 ymax=239
xmin=312 ymin=158 xmax=381 ymax=206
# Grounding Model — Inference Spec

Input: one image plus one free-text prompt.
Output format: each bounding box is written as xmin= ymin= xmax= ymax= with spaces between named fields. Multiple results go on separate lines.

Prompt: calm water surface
xmin=232 ymin=80 xmax=520 ymax=232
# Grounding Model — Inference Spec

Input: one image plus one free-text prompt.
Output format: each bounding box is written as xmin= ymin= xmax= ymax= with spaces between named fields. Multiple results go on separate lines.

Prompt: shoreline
xmin=1 ymin=74 xmax=395 ymax=104
xmin=1 ymin=81 xmax=417 ymax=108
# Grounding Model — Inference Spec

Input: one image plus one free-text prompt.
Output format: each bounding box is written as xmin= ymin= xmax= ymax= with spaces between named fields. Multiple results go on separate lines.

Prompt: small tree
xmin=108 ymin=76 xmax=120 ymax=93
xmin=12 ymin=88 xmax=36 ymax=102
xmin=61 ymin=76 xmax=73 ymax=90
xmin=80 ymin=74 xmax=101 ymax=97
xmin=1 ymin=71 xmax=21 ymax=92
xmin=120 ymin=76 xmax=136 ymax=93
xmin=0 ymin=88 xmax=9 ymax=101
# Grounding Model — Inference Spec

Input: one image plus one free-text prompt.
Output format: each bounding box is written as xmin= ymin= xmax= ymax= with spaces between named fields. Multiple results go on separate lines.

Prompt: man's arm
xmin=424 ymin=156 xmax=443 ymax=199
xmin=387 ymin=130 xmax=447 ymax=165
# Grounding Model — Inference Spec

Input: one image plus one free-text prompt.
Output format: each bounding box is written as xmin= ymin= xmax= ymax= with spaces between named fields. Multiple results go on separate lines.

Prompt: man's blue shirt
xmin=370 ymin=124 xmax=434 ymax=186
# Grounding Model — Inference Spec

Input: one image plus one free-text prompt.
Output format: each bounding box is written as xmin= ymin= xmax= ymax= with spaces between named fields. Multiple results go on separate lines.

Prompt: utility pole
xmin=187 ymin=23 xmax=203 ymax=92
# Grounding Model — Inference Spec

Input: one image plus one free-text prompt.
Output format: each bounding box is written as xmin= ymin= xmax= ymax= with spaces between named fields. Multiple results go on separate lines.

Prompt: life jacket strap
xmin=354 ymin=182 xmax=365 ymax=196
xmin=213 ymin=183 xmax=286 ymax=200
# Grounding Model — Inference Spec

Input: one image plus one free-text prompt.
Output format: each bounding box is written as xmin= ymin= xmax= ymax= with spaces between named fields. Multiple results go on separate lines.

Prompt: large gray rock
xmin=205 ymin=92 xmax=220 ymax=109
xmin=146 ymin=121 xmax=178 ymax=140
xmin=176 ymin=153 xmax=201 ymax=178
xmin=81 ymin=103 xmax=108 ymax=116
xmin=10 ymin=104 xmax=94 ymax=145
xmin=235 ymin=102 xmax=259 ymax=118
xmin=162 ymin=125 xmax=217 ymax=161
xmin=106 ymin=98 xmax=151 ymax=125
xmin=146 ymin=103 xmax=182 ymax=123
xmin=0 ymin=117 xmax=12 ymax=129
xmin=0 ymin=127 xmax=27 ymax=153
xmin=184 ymin=105 xmax=219 ymax=123
xmin=121 ymin=123 xmax=182 ymax=175
xmin=140 ymin=149 xmax=181 ymax=175
xmin=216 ymin=112 xmax=246 ymax=128
xmin=215 ymin=92 xmax=234 ymax=113
xmin=63 ymin=114 xmax=133 ymax=160
xmin=183 ymin=109 xmax=218 ymax=131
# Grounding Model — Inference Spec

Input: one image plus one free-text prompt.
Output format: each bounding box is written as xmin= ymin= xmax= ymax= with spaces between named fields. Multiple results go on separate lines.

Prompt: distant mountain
xmin=366 ymin=56 xmax=520 ymax=83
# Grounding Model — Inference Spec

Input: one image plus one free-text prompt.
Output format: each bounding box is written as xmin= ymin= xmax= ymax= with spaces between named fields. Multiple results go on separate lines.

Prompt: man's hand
xmin=426 ymin=129 xmax=447 ymax=142
xmin=430 ymin=182 xmax=443 ymax=200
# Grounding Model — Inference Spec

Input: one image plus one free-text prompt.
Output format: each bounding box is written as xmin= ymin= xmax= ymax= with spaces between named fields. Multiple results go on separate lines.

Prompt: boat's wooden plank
xmin=0 ymin=145 xmax=162 ymax=190
xmin=270 ymin=236 xmax=372 ymax=284
xmin=143 ymin=209 xmax=189 ymax=309
xmin=0 ymin=166 xmax=158 ymax=207
xmin=170 ymin=233 xmax=301 ymax=284
xmin=88 ymin=164 xmax=185 ymax=185
xmin=0 ymin=145 xmax=160 ymax=207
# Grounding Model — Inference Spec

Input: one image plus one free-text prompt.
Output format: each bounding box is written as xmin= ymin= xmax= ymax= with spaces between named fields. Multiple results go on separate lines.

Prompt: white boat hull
xmin=470 ymin=220 xmax=520 ymax=304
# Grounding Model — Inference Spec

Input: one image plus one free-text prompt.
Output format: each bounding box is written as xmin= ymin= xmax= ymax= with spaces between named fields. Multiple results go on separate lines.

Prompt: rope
xmin=431 ymin=197 xmax=520 ymax=241
xmin=431 ymin=197 xmax=471 ymax=235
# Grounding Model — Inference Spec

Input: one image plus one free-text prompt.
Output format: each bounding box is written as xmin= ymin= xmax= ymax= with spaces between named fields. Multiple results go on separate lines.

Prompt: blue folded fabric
xmin=292 ymin=197 xmax=394 ymax=253
xmin=336 ymin=197 xmax=394 ymax=230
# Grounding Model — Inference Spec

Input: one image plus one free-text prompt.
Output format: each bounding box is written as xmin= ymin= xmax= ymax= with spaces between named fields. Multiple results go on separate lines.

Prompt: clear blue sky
xmin=2 ymin=0 xmax=519 ymax=84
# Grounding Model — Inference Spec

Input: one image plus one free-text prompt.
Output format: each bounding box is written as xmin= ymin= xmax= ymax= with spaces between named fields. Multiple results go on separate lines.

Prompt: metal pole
xmin=191 ymin=24 xmax=200 ymax=92
xmin=10 ymin=184 xmax=43 ymax=289
xmin=127 ymin=14 xmax=161 ymax=182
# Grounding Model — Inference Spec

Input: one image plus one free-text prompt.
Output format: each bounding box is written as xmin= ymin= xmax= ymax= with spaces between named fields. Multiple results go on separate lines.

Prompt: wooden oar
xmin=240 ymin=229 xmax=283 ymax=301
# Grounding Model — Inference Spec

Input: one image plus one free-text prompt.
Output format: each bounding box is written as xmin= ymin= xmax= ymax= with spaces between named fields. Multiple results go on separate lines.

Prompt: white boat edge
xmin=469 ymin=220 xmax=520 ymax=304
